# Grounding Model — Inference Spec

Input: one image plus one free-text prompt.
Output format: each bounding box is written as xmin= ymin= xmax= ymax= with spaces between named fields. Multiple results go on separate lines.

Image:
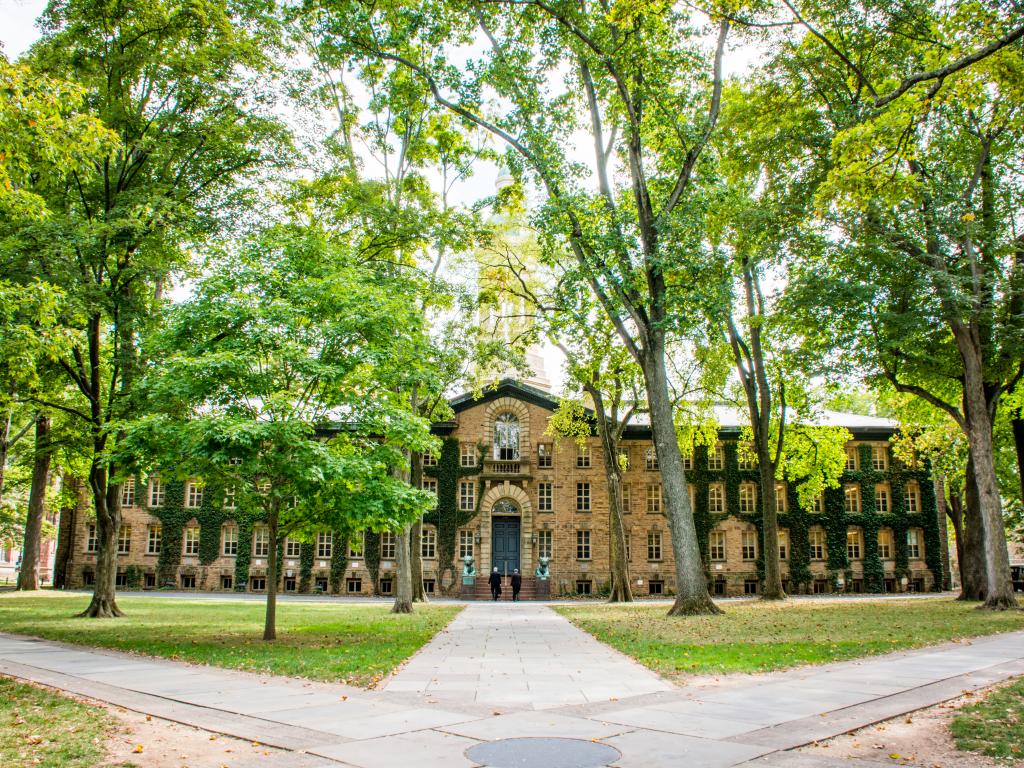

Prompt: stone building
xmin=61 ymin=379 xmax=945 ymax=598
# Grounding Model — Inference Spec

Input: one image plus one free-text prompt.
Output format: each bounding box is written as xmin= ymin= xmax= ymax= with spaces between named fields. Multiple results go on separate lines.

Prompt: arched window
xmin=494 ymin=412 xmax=521 ymax=460
xmin=493 ymin=499 xmax=520 ymax=516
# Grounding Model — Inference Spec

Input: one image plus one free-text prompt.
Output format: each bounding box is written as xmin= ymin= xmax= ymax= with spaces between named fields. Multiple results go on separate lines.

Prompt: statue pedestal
xmin=535 ymin=579 xmax=550 ymax=600
xmin=460 ymin=579 xmax=478 ymax=599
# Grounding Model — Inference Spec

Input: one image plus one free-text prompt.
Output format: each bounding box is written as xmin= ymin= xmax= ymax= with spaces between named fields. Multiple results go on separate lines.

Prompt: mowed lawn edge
xmin=555 ymin=598 xmax=1024 ymax=680
xmin=0 ymin=593 xmax=462 ymax=687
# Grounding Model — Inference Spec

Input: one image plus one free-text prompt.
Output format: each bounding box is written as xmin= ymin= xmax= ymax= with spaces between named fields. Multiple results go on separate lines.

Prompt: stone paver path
xmin=384 ymin=603 xmax=672 ymax=708
xmin=2 ymin=603 xmax=1023 ymax=768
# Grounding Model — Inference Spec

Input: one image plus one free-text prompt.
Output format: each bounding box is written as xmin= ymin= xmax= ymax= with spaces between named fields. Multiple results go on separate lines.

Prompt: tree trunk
xmin=641 ymin=334 xmax=721 ymax=616
xmin=263 ymin=502 xmax=280 ymax=641
xmin=410 ymin=452 xmax=426 ymax=602
xmin=53 ymin=474 xmax=82 ymax=589
xmin=946 ymin=489 xmax=965 ymax=590
xmin=17 ymin=415 xmax=51 ymax=591
xmin=960 ymin=456 xmax=988 ymax=600
xmin=590 ymin=389 xmax=632 ymax=603
xmin=392 ymin=523 xmax=413 ymax=613
xmin=758 ymin=453 xmax=786 ymax=600
xmin=78 ymin=460 xmax=123 ymax=618
xmin=0 ymin=408 xmax=11 ymax=507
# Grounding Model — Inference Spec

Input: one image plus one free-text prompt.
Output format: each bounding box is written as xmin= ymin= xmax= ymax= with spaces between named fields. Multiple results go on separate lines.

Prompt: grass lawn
xmin=951 ymin=676 xmax=1024 ymax=762
xmin=0 ymin=676 xmax=123 ymax=768
xmin=0 ymin=593 xmax=460 ymax=686
xmin=556 ymin=598 xmax=1024 ymax=679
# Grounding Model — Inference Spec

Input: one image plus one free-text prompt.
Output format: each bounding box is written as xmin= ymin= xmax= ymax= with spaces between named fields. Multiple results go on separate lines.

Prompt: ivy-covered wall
xmin=424 ymin=437 xmax=482 ymax=590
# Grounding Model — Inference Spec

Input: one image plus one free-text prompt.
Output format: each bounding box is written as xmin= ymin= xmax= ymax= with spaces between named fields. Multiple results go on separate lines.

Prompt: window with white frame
xmin=421 ymin=478 xmax=438 ymax=495
xmin=348 ymin=534 xmax=364 ymax=557
xmin=537 ymin=443 xmax=552 ymax=468
xmin=317 ymin=531 xmax=333 ymax=558
xmin=646 ymin=484 xmax=661 ymax=514
xmin=494 ymin=412 xmax=521 ymax=460
xmin=871 ymin=445 xmax=889 ymax=471
xmin=576 ymin=530 xmax=591 ymax=560
xmin=228 ymin=456 xmax=242 ymax=466
xmin=459 ymin=480 xmax=476 ymax=511
xmin=576 ymin=482 xmax=591 ymax=512
xmin=845 ymin=446 xmax=859 ymax=471
xmin=149 ymin=477 xmax=165 ymax=507
xmin=381 ymin=531 xmax=397 ymax=559
xmin=577 ymin=445 xmax=591 ymax=468
xmin=422 ymin=452 xmax=437 ymax=467
xmin=222 ymin=525 xmax=238 ymax=556
xmin=847 ymin=528 xmax=862 ymax=559
xmin=86 ymin=523 xmax=98 ymax=553
xmin=738 ymin=445 xmax=757 ymax=470
xmin=183 ymin=526 xmax=200 ymax=556
xmin=186 ymin=480 xmax=203 ymax=509
xmin=709 ymin=530 xmax=726 ymax=560
xmin=844 ymin=485 xmax=861 ymax=514
xmin=741 ymin=529 xmax=757 ymax=560
xmin=875 ymin=484 xmax=890 ymax=513
xmin=284 ymin=538 xmax=301 ymax=558
xmin=117 ymin=525 xmax=132 ymax=554
xmin=458 ymin=530 xmax=474 ymax=559
xmin=708 ymin=483 xmax=725 ymax=513
xmin=907 ymin=528 xmax=922 ymax=559
xmin=253 ymin=526 xmax=269 ymax=557
xmin=645 ymin=447 xmax=659 ymax=470
xmin=778 ymin=529 xmax=789 ymax=560
xmin=537 ymin=482 xmax=552 ymax=512
xmin=906 ymin=483 xmax=920 ymax=513
xmin=708 ymin=443 xmax=725 ymax=470
xmin=460 ymin=443 xmax=477 ymax=467
xmin=121 ymin=478 xmax=135 ymax=507
xmin=147 ymin=524 xmax=161 ymax=554
xmin=812 ymin=493 xmax=824 ymax=513
xmin=877 ymin=528 xmax=893 ymax=559
xmin=739 ymin=483 xmax=757 ymax=514
xmin=421 ymin=528 xmax=436 ymax=558
xmin=775 ymin=482 xmax=788 ymax=512
xmin=682 ymin=453 xmax=693 ymax=470
xmin=647 ymin=531 xmax=662 ymax=561
xmin=809 ymin=527 xmax=826 ymax=560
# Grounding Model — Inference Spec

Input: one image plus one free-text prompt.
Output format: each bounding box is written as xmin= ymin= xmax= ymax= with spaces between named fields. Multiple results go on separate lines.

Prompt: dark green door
xmin=492 ymin=516 xmax=521 ymax=576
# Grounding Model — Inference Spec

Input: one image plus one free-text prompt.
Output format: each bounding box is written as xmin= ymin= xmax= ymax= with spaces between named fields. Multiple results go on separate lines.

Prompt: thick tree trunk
xmin=264 ymin=502 xmax=280 ymax=641
xmin=946 ymin=489 xmax=965 ymax=590
xmin=642 ymin=335 xmax=721 ymax=616
xmin=392 ymin=523 xmax=413 ymax=614
xmin=78 ymin=460 xmax=123 ymax=618
xmin=960 ymin=457 xmax=988 ymax=600
xmin=758 ymin=454 xmax=785 ymax=600
xmin=17 ymin=415 xmax=51 ymax=591
xmin=410 ymin=453 xmax=426 ymax=602
xmin=591 ymin=394 xmax=632 ymax=602
xmin=53 ymin=474 xmax=82 ymax=589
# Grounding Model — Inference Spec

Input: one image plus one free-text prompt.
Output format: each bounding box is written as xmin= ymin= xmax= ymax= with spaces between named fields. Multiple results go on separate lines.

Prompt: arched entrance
xmin=491 ymin=499 xmax=521 ymax=576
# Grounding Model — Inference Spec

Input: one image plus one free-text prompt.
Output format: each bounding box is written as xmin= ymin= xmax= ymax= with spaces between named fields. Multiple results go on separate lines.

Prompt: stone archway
xmin=482 ymin=398 xmax=532 ymax=460
xmin=479 ymin=482 xmax=534 ymax=575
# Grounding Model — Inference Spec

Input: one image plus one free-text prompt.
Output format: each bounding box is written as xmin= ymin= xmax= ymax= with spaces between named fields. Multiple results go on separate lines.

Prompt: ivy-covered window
xmin=741 ymin=530 xmax=757 ymax=560
xmin=846 ymin=528 xmax=862 ymax=560
xmin=906 ymin=483 xmax=920 ymax=513
xmin=809 ymin=528 xmax=826 ymax=560
xmin=86 ymin=524 xmax=98 ymax=553
xmin=812 ymin=493 xmax=824 ymax=513
xmin=775 ymin=483 xmax=788 ymax=513
xmin=494 ymin=412 xmax=521 ymax=460
xmin=708 ymin=443 xmax=725 ymax=470
xmin=682 ymin=453 xmax=693 ymax=470
xmin=223 ymin=486 xmax=237 ymax=509
xmin=537 ymin=482 xmax=552 ymax=512
xmin=381 ymin=532 xmax=396 ymax=559
xmin=844 ymin=485 xmax=861 ymax=514
xmin=739 ymin=483 xmax=757 ymax=514
xmin=422 ymin=478 xmax=438 ymax=495
xmin=149 ymin=477 xmax=165 ymax=507
xmin=577 ymin=445 xmax=591 ymax=468
xmin=121 ymin=478 xmax=135 ymax=507
xmin=317 ymin=532 xmax=333 ymax=558
xmin=646 ymin=447 xmax=659 ymax=470
xmin=458 ymin=530 xmax=474 ymax=559
xmin=878 ymin=528 xmax=893 ymax=559
xmin=871 ymin=445 xmax=889 ymax=471
xmin=537 ymin=443 xmax=553 ymax=468
xmin=647 ymin=531 xmax=662 ymax=561
xmin=186 ymin=480 xmax=203 ymax=509
xmin=708 ymin=484 xmax=725 ymax=513
xmin=459 ymin=480 xmax=476 ymax=512
xmin=460 ymin=443 xmax=476 ymax=467
xmin=421 ymin=528 xmax=436 ymax=558
xmin=348 ymin=534 xmax=364 ymax=557
xmin=253 ymin=527 xmax=269 ymax=557
xmin=538 ymin=529 xmax=552 ymax=559
xmin=576 ymin=530 xmax=591 ymax=560
xmin=875 ymin=484 xmax=890 ymax=513
xmin=778 ymin=530 xmax=789 ymax=560
xmin=422 ymin=452 xmax=437 ymax=467
xmin=845 ymin=446 xmax=859 ymax=471
xmin=183 ymin=526 xmax=200 ymax=556
xmin=709 ymin=530 xmax=725 ymax=561
xmin=228 ymin=456 xmax=242 ymax=466
xmin=646 ymin=484 xmax=662 ymax=514
xmin=147 ymin=524 xmax=161 ymax=555
xmin=576 ymin=482 xmax=591 ymax=512
xmin=117 ymin=525 xmax=132 ymax=554
xmin=738 ymin=445 xmax=757 ymax=470
xmin=907 ymin=529 xmax=922 ymax=559
xmin=222 ymin=525 xmax=238 ymax=556
xmin=284 ymin=538 xmax=300 ymax=558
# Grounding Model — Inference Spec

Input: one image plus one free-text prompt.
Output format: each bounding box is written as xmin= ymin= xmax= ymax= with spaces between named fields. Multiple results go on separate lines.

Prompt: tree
xmin=127 ymin=223 xmax=437 ymax=638
xmin=8 ymin=0 xmax=289 ymax=617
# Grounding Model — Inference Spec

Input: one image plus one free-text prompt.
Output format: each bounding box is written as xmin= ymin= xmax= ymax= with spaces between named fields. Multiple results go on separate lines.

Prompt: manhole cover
xmin=466 ymin=737 xmax=620 ymax=768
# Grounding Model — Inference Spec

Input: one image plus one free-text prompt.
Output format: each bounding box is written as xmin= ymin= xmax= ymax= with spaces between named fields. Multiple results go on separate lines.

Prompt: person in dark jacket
xmin=488 ymin=567 xmax=502 ymax=601
xmin=511 ymin=569 xmax=522 ymax=602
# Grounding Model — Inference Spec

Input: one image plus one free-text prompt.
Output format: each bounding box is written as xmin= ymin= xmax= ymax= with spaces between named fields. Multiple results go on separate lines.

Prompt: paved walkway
xmin=2 ymin=604 xmax=1023 ymax=768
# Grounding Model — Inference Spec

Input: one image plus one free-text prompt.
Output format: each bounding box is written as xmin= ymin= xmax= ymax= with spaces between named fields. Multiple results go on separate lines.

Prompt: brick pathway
xmin=2 ymin=604 xmax=1023 ymax=767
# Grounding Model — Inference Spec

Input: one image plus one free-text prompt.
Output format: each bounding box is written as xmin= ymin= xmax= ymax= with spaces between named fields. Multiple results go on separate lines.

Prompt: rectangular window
xmin=347 ymin=578 xmax=362 ymax=593
xmin=708 ymin=484 xmax=725 ymax=513
xmin=283 ymin=576 xmax=297 ymax=592
xmin=778 ymin=530 xmax=789 ymax=560
xmin=220 ymin=574 xmax=233 ymax=590
xmin=538 ymin=529 xmax=552 ymax=559
xmin=738 ymin=446 xmax=757 ymax=470
xmin=117 ymin=525 xmax=132 ymax=554
xmin=421 ymin=528 xmax=436 ymax=559
xmin=250 ymin=576 xmax=266 ymax=591
xmin=537 ymin=443 xmax=553 ymax=468
xmin=576 ymin=530 xmax=591 ymax=560
xmin=648 ymin=580 xmax=664 ymax=596
xmin=844 ymin=485 xmax=861 ymax=514
xmin=709 ymin=530 xmax=726 ymax=561
xmin=907 ymin=529 xmax=921 ymax=559
xmin=381 ymin=531 xmax=397 ymax=559
xmin=379 ymin=577 xmax=393 ymax=595
xmin=348 ymin=534 xmax=364 ymax=557
xmin=460 ymin=443 xmax=476 ymax=467
xmin=285 ymin=537 xmax=301 ymax=558
xmin=576 ymin=482 xmax=591 ymax=512
xmin=577 ymin=445 xmax=591 ymax=468
xmin=537 ymin=482 xmax=553 ymax=512
xmin=121 ymin=478 xmax=135 ymax=507
xmin=149 ymin=478 xmax=165 ymax=507
xmin=183 ymin=527 xmax=200 ymax=556
xmin=253 ymin=527 xmax=269 ymax=557
xmin=682 ymin=453 xmax=693 ymax=470
xmin=878 ymin=529 xmax=893 ymax=559
xmin=646 ymin=484 xmax=662 ymax=514
xmin=459 ymin=530 xmax=474 ymax=559
xmin=180 ymin=574 xmax=196 ymax=589
xmin=317 ymin=531 xmax=333 ymax=559
xmin=645 ymin=447 xmax=659 ymax=470
xmin=809 ymin=529 xmax=825 ymax=560
xmin=906 ymin=485 xmax=920 ymax=513
xmin=223 ymin=485 xmax=237 ymax=509
xmin=775 ymin=483 xmax=787 ymax=513
xmin=576 ymin=579 xmax=592 ymax=595
xmin=744 ymin=579 xmax=758 ymax=595
xmin=186 ymin=480 xmax=203 ymax=509
xmin=872 ymin=445 xmax=889 ymax=471
xmin=421 ymin=478 xmax=438 ymax=495
xmin=147 ymin=524 xmax=162 ymax=555
xmin=741 ymin=530 xmax=757 ymax=560
xmin=228 ymin=456 xmax=243 ymax=466
xmin=845 ymin=446 xmax=859 ymax=471
xmin=647 ymin=531 xmax=662 ymax=561
xmin=813 ymin=493 xmax=824 ymax=514
xmin=459 ymin=480 xmax=476 ymax=512
xmin=739 ymin=483 xmax=757 ymax=514
xmin=708 ymin=443 xmax=725 ymax=470
xmin=847 ymin=529 xmax=862 ymax=560
xmin=621 ymin=485 xmax=631 ymax=514
xmin=423 ymin=578 xmax=435 ymax=594
xmin=422 ymin=452 xmax=437 ymax=467
xmin=222 ymin=526 xmax=238 ymax=556
xmin=875 ymin=485 xmax=890 ymax=513
xmin=617 ymin=448 xmax=630 ymax=470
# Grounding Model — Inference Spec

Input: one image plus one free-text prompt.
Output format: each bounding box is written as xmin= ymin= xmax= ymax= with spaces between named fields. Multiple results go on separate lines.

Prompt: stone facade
xmin=63 ymin=381 xmax=942 ymax=597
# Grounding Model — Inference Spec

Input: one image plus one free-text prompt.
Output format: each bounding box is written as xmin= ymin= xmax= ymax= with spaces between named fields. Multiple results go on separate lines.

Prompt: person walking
xmin=511 ymin=568 xmax=522 ymax=602
xmin=488 ymin=566 xmax=502 ymax=601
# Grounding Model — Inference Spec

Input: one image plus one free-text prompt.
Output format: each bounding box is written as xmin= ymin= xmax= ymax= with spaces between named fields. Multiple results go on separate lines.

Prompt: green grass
xmin=951 ymin=676 xmax=1024 ymax=762
xmin=0 ymin=593 xmax=461 ymax=686
xmin=556 ymin=598 xmax=1024 ymax=678
xmin=0 ymin=676 xmax=120 ymax=768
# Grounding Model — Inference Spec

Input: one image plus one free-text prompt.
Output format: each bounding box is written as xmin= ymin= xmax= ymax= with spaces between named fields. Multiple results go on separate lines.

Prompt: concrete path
xmin=2 ymin=604 xmax=1023 ymax=768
